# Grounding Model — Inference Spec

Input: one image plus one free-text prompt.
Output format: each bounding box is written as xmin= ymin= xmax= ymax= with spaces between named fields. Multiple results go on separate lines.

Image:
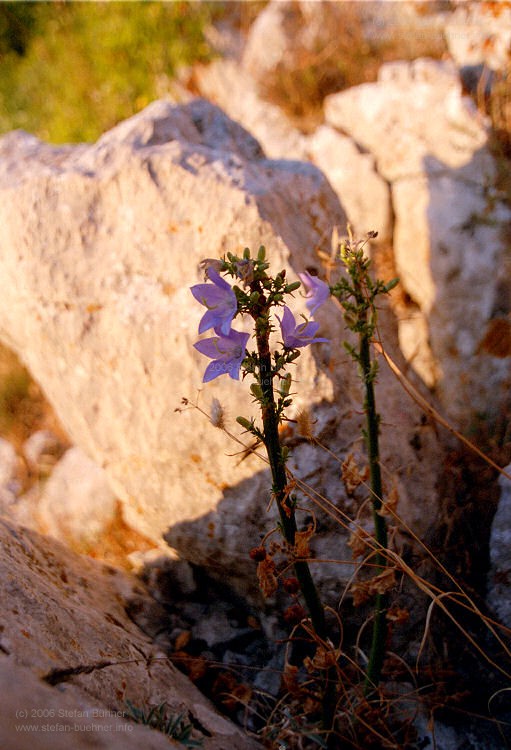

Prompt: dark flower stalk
xmin=191 ymin=247 xmax=336 ymax=741
xmin=359 ymin=317 xmax=388 ymax=691
xmin=252 ymin=306 xmax=327 ymax=641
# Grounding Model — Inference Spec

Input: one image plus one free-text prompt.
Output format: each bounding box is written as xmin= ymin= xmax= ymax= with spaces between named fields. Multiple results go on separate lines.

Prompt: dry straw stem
xmin=293 ymin=470 xmax=511 ymax=680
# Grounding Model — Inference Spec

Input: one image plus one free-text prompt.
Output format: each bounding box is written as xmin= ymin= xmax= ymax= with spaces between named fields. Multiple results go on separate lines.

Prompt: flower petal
xmin=203 ymin=360 xmax=229 ymax=382
xmin=298 ymin=272 xmax=330 ymax=316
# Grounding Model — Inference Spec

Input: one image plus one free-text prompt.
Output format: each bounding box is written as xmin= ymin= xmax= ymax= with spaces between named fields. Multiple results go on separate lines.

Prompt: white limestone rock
xmin=37 ymin=446 xmax=117 ymax=547
xmin=324 ymin=59 xmax=491 ymax=184
xmin=0 ymin=99 xmax=345 ymax=548
xmin=325 ymin=59 xmax=511 ymax=425
xmin=0 ymin=437 xmax=20 ymax=511
xmin=195 ymin=64 xmax=391 ymax=243
xmin=22 ymin=429 xmax=65 ymax=476
xmin=305 ymin=125 xmax=392 ymax=244
xmin=194 ymin=59 xmax=309 ymax=160
xmin=445 ymin=1 xmax=511 ymax=71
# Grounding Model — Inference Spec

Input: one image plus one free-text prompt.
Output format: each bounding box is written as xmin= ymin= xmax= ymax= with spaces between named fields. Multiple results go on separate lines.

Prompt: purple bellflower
xmin=277 ymin=306 xmax=329 ymax=349
xmin=190 ymin=268 xmax=237 ymax=336
xmin=298 ymin=272 xmax=330 ymax=316
xmin=194 ymin=328 xmax=250 ymax=382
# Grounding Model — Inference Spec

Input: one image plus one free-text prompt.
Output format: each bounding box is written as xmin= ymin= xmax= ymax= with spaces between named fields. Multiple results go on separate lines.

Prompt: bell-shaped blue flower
xmin=277 ymin=306 xmax=329 ymax=349
xmin=298 ymin=272 xmax=330 ymax=316
xmin=194 ymin=328 xmax=250 ymax=382
xmin=190 ymin=269 xmax=237 ymax=336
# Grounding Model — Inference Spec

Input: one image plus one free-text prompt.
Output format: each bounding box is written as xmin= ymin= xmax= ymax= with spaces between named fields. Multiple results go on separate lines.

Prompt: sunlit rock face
xmin=325 ymin=59 xmax=511 ymax=424
xmin=0 ymin=99 xmax=444 ymax=601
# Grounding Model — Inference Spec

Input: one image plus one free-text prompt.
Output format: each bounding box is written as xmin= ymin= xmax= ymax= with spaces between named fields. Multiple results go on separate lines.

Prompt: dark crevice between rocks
xmin=129 ymin=558 xmax=289 ymax=734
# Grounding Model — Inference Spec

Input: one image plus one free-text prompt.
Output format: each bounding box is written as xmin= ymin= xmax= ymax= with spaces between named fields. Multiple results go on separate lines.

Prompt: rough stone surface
xmin=0 ymin=659 xmax=182 ymax=750
xmin=0 ymin=98 xmax=445 ymax=604
xmin=194 ymin=59 xmax=309 ymax=160
xmin=445 ymin=1 xmax=511 ymax=71
xmin=0 ymin=437 xmax=20 ymax=509
xmin=0 ymin=97 xmax=344 ymax=546
xmin=36 ymin=446 xmax=117 ymax=547
xmin=305 ymin=125 xmax=392 ymax=243
xmin=325 ymin=58 xmax=511 ymax=424
xmin=488 ymin=465 xmax=511 ymax=627
xmin=324 ymin=59 xmax=491 ymax=184
xmin=0 ymin=516 xmax=261 ymax=749
xmin=22 ymin=429 xmax=66 ymax=476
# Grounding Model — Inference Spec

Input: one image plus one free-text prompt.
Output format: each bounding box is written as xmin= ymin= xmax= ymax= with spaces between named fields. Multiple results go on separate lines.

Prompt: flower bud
xmin=250 ymin=383 xmax=263 ymax=400
xmin=236 ymin=416 xmax=253 ymax=431
xmin=279 ymin=373 xmax=292 ymax=397
xmin=284 ymin=281 xmax=301 ymax=294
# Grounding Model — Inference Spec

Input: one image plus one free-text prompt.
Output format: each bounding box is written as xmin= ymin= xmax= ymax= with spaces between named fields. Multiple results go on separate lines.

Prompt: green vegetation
xmin=0 ymin=1 xmax=223 ymax=144
xmin=125 ymin=701 xmax=203 ymax=747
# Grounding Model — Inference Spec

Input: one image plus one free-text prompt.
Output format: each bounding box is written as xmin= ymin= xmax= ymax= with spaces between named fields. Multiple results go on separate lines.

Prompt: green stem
xmin=359 ymin=331 xmax=388 ymax=693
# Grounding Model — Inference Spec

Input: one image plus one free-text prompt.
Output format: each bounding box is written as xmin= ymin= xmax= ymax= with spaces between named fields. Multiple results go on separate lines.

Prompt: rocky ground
xmin=0 ymin=1 xmax=511 ymax=748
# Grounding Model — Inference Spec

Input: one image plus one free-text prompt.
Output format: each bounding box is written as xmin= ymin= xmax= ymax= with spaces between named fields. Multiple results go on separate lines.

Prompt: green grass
xmin=0 ymin=1 xmax=224 ymax=144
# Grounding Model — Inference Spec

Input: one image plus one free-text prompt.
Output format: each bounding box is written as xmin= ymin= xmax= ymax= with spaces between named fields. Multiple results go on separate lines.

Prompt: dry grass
xmin=0 ymin=342 xmax=68 ymax=451
xmin=257 ymin=2 xmax=447 ymax=132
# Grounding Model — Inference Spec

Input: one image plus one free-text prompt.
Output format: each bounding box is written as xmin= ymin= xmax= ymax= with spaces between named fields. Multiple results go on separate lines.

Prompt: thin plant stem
xmin=334 ymin=234 xmax=390 ymax=693
xmin=255 ymin=330 xmax=327 ymax=641
xmin=359 ymin=331 xmax=388 ymax=692
xmin=255 ymin=321 xmax=338 ymax=745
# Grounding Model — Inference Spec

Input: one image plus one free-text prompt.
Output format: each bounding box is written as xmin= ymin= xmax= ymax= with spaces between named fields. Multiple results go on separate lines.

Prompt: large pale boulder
xmin=0 ymin=517 xmax=261 ymax=749
xmin=0 ymin=98 xmax=344 ymax=545
xmin=325 ymin=59 xmax=511 ymax=424
xmin=305 ymin=125 xmax=392 ymax=243
xmin=0 ymin=99 xmax=444 ymax=601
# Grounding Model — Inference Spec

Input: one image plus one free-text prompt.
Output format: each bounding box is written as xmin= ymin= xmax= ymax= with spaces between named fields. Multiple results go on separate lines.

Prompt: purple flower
xmin=298 ymin=272 xmax=330 ymax=316
xmin=190 ymin=269 xmax=237 ymax=336
xmin=277 ymin=306 xmax=329 ymax=349
xmin=194 ymin=328 xmax=250 ymax=382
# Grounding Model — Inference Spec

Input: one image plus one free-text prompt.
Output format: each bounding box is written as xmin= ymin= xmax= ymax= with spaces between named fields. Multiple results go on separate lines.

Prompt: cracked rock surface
xmin=0 ymin=517 xmax=261 ymax=749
